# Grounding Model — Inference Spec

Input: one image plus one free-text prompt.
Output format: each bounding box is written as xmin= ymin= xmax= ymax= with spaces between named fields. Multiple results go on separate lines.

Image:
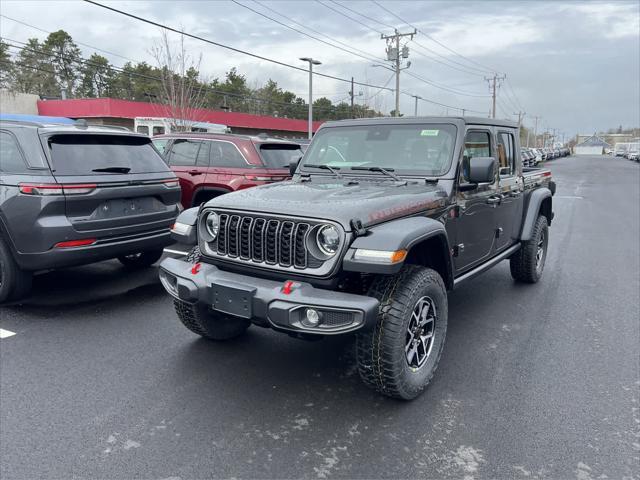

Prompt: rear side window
xmin=258 ymin=143 xmax=303 ymax=169
xmin=0 ymin=131 xmax=29 ymax=174
xmin=168 ymin=139 xmax=201 ymax=167
xmin=497 ymin=132 xmax=516 ymax=176
xmin=48 ymin=134 xmax=170 ymax=176
xmin=152 ymin=138 xmax=169 ymax=156
xmin=210 ymin=141 xmax=247 ymax=168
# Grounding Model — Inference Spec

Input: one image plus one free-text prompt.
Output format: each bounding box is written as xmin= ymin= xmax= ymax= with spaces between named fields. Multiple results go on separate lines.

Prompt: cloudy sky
xmin=1 ymin=0 xmax=638 ymax=136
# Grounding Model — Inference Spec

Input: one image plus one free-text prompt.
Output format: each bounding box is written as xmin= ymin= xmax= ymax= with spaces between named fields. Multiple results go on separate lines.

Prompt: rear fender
xmin=521 ymin=187 xmax=552 ymax=241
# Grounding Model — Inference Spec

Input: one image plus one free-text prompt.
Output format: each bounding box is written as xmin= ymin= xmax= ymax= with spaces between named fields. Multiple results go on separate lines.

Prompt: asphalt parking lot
xmin=1 ymin=155 xmax=638 ymax=479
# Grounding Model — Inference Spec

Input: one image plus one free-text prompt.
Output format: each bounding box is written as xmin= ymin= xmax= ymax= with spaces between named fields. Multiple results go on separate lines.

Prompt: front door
xmin=495 ymin=130 xmax=524 ymax=251
xmin=453 ymin=128 xmax=499 ymax=273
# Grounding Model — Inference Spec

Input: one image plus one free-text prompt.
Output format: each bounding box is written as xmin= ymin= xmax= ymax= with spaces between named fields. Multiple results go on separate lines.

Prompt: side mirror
xmin=468 ymin=156 xmax=497 ymax=184
xmin=289 ymin=156 xmax=302 ymax=176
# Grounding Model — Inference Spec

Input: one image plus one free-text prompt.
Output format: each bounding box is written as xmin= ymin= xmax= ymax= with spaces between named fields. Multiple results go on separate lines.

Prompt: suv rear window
xmin=258 ymin=143 xmax=303 ymax=169
xmin=47 ymin=134 xmax=170 ymax=176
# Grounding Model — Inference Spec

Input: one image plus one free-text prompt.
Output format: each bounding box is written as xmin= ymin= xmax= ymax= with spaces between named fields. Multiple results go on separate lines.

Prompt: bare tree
xmin=150 ymin=30 xmax=208 ymax=131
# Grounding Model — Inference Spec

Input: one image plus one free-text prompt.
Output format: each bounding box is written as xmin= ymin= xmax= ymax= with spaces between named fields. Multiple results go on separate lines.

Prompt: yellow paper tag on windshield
xmin=420 ymin=129 xmax=439 ymax=136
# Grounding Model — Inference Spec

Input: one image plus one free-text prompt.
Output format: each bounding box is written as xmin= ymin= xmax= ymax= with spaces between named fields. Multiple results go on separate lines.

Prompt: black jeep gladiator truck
xmin=159 ymin=117 xmax=555 ymax=400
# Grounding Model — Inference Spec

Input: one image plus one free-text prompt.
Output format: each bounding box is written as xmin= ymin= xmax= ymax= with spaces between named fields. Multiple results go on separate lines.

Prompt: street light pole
xmin=411 ymin=95 xmax=422 ymax=116
xmin=300 ymin=57 xmax=321 ymax=140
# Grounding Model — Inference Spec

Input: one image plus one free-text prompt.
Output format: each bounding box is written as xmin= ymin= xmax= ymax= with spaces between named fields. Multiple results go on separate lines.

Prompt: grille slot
xmin=206 ymin=212 xmax=329 ymax=270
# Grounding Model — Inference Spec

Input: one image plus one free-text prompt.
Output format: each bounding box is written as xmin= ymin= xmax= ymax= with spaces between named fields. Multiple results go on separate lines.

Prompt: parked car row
xmin=622 ymin=143 xmax=639 ymax=162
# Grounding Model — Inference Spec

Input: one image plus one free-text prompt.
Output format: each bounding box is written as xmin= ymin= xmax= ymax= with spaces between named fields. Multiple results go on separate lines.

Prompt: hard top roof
xmin=320 ymin=116 xmax=518 ymax=129
xmin=0 ymin=119 xmax=139 ymax=135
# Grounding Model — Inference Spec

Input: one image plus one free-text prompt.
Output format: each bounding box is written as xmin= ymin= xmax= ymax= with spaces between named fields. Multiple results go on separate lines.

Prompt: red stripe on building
xmin=37 ymin=98 xmax=322 ymax=133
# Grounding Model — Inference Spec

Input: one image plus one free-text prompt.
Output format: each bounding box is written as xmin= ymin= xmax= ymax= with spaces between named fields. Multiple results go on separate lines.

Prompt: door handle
xmin=487 ymin=195 xmax=502 ymax=205
xmin=188 ymin=169 xmax=202 ymax=176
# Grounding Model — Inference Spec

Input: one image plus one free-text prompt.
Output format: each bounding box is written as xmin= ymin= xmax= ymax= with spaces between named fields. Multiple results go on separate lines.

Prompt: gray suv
xmin=0 ymin=119 xmax=181 ymax=302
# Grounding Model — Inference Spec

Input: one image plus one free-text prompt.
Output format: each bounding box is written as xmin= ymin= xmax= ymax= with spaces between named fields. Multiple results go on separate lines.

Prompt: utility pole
xmin=462 ymin=108 xmax=466 ymax=116
xmin=531 ymin=115 xmax=541 ymax=147
xmin=485 ymin=73 xmax=506 ymax=119
xmin=349 ymin=77 xmax=355 ymax=119
xmin=411 ymin=95 xmax=422 ymax=116
xmin=300 ymin=57 xmax=321 ymax=140
xmin=381 ymin=28 xmax=416 ymax=117
xmin=513 ymin=111 xmax=526 ymax=126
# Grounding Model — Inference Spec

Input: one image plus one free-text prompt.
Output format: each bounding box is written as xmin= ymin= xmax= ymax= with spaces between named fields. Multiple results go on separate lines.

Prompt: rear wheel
xmin=356 ymin=265 xmax=448 ymax=400
xmin=0 ymin=237 xmax=32 ymax=303
xmin=117 ymin=249 xmax=163 ymax=268
xmin=510 ymin=215 xmax=548 ymax=283
xmin=174 ymin=299 xmax=250 ymax=340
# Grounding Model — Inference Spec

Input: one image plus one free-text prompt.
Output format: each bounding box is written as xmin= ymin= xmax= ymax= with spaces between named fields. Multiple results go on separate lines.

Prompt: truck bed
xmin=523 ymin=166 xmax=554 ymax=193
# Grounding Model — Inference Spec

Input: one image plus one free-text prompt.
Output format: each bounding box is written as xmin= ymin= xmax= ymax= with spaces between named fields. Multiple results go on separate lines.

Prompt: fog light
xmin=303 ymin=308 xmax=322 ymax=327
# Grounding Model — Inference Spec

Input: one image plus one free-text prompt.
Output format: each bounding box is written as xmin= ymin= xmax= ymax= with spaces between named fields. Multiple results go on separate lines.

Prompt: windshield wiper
xmin=303 ymin=163 xmax=343 ymax=178
xmin=91 ymin=166 xmax=131 ymax=174
xmin=351 ymin=166 xmax=406 ymax=184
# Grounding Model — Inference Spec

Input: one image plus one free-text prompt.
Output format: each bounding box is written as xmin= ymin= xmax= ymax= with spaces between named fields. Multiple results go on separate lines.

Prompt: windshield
xmin=303 ymin=123 xmax=457 ymax=176
xmin=258 ymin=143 xmax=303 ymax=169
xmin=48 ymin=134 xmax=171 ymax=176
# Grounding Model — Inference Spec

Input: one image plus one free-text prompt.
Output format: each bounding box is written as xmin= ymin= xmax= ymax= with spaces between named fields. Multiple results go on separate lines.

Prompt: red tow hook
xmin=191 ymin=262 xmax=201 ymax=275
xmin=282 ymin=280 xmax=296 ymax=295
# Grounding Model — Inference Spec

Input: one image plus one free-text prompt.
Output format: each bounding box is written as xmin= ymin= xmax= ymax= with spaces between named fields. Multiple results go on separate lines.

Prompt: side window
xmin=152 ymin=138 xmax=169 ymax=156
xmin=196 ymin=141 xmax=211 ymax=167
xmin=0 ymin=131 xmax=29 ymax=174
xmin=497 ymin=132 xmax=516 ymax=176
xmin=210 ymin=141 xmax=247 ymax=168
xmin=461 ymin=130 xmax=491 ymax=182
xmin=152 ymin=126 xmax=165 ymax=136
xmin=136 ymin=126 xmax=149 ymax=135
xmin=168 ymin=139 xmax=201 ymax=167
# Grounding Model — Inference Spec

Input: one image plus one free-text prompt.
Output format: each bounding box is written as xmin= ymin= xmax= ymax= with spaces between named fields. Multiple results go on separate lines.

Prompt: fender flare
xmin=171 ymin=207 xmax=199 ymax=244
xmin=520 ymin=187 xmax=552 ymax=241
xmin=342 ymin=216 xmax=453 ymax=286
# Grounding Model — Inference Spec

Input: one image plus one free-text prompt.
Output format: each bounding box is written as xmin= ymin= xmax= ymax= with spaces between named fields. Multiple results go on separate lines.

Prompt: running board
xmin=453 ymin=244 xmax=521 ymax=288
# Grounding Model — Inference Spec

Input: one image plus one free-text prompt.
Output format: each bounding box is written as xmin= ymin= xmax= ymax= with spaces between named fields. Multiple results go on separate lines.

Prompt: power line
xmin=230 ymin=0 xmax=383 ymax=64
xmin=328 ymin=0 xmax=395 ymax=31
xmin=370 ymin=0 xmax=499 ymax=75
xmin=404 ymin=70 xmax=491 ymax=98
xmin=81 ymin=0 xmax=396 ymax=93
xmin=252 ymin=0 xmax=384 ymax=63
xmin=315 ymin=0 xmax=384 ymax=35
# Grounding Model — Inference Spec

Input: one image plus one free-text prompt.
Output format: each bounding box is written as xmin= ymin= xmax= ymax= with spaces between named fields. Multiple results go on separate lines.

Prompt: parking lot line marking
xmin=0 ymin=329 xmax=17 ymax=339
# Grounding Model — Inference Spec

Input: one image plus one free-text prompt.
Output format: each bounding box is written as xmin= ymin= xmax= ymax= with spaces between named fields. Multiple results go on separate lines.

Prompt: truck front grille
xmin=212 ymin=213 xmax=315 ymax=269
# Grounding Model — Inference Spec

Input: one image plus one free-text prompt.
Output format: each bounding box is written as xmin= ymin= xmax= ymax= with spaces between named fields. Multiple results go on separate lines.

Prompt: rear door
xmin=495 ymin=129 xmax=524 ymax=251
xmin=166 ymin=138 xmax=208 ymax=207
xmin=207 ymin=139 xmax=251 ymax=188
xmin=45 ymin=133 xmax=180 ymax=237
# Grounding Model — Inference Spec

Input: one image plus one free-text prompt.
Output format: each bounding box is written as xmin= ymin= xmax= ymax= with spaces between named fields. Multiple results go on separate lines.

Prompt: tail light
xmin=162 ymin=179 xmax=180 ymax=188
xmin=19 ymin=183 xmax=96 ymax=195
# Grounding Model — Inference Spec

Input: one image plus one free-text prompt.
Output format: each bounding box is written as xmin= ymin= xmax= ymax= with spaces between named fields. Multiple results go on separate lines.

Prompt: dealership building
xmin=12 ymin=96 xmax=321 ymax=138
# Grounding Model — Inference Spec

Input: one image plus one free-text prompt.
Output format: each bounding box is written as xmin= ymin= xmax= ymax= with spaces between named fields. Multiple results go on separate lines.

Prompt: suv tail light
xmin=19 ymin=183 xmax=97 ymax=195
xmin=161 ymin=179 xmax=180 ymax=188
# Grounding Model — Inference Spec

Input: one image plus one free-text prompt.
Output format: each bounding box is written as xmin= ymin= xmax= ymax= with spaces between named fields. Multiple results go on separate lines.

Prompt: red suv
xmin=152 ymin=133 xmax=302 ymax=208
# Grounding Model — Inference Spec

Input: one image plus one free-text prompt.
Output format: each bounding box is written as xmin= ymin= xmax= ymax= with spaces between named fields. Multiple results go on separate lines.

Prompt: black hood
xmin=208 ymin=178 xmax=450 ymax=230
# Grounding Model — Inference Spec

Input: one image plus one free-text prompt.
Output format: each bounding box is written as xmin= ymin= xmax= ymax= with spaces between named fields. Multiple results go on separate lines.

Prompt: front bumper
xmin=159 ymin=257 xmax=380 ymax=335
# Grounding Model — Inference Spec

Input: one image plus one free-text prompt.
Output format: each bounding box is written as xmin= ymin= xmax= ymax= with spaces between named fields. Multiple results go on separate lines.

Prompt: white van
xmin=134 ymin=117 xmax=229 ymax=136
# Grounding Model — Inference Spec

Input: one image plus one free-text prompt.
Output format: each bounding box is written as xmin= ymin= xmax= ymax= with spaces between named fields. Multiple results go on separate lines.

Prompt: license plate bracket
xmin=211 ymin=280 xmax=256 ymax=319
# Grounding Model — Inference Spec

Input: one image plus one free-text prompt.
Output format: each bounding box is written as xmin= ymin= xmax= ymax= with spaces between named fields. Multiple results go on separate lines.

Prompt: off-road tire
xmin=510 ymin=215 xmax=548 ymax=283
xmin=356 ymin=265 xmax=448 ymax=400
xmin=174 ymin=299 xmax=250 ymax=340
xmin=0 ymin=237 xmax=32 ymax=303
xmin=117 ymin=249 xmax=164 ymax=268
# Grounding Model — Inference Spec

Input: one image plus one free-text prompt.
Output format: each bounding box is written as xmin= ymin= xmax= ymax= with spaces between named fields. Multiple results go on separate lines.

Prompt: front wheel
xmin=356 ymin=265 xmax=448 ymax=400
xmin=117 ymin=249 xmax=163 ymax=268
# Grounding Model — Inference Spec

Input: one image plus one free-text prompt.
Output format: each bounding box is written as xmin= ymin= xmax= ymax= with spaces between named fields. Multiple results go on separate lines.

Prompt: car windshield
xmin=258 ymin=143 xmax=304 ymax=169
xmin=48 ymin=134 xmax=170 ymax=176
xmin=302 ymin=123 xmax=457 ymax=176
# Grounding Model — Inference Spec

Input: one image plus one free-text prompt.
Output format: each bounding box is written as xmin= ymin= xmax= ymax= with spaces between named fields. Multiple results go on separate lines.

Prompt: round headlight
xmin=205 ymin=212 xmax=219 ymax=239
xmin=316 ymin=224 xmax=340 ymax=256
